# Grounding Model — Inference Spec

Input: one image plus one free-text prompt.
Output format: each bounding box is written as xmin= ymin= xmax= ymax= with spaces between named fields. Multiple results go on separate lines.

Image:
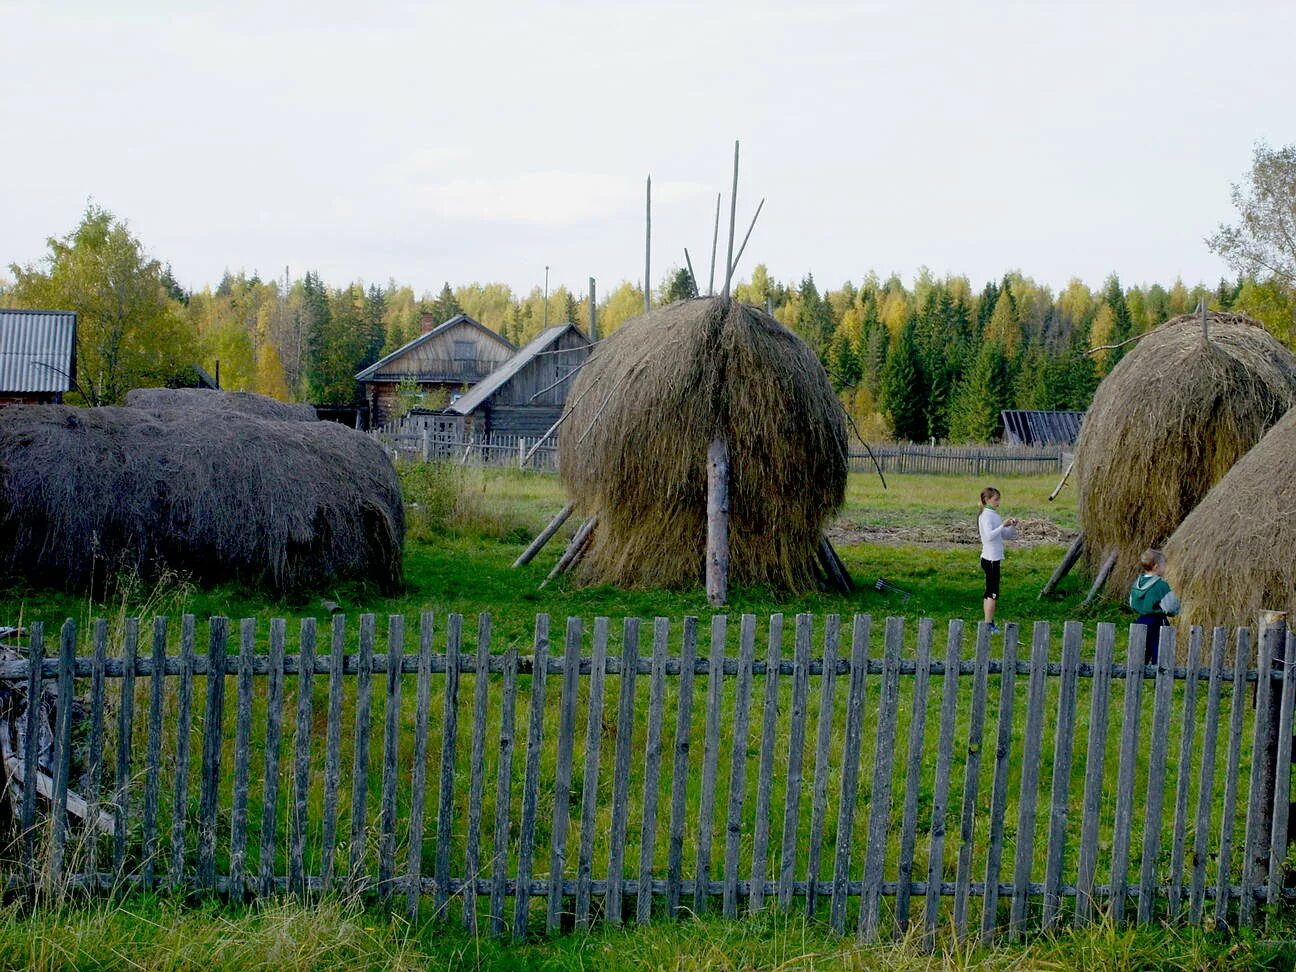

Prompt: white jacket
xmin=979 ymin=508 xmax=1016 ymax=562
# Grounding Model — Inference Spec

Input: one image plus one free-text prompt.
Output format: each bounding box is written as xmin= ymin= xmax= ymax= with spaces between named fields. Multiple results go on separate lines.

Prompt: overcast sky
xmin=3 ymin=0 xmax=1292 ymax=299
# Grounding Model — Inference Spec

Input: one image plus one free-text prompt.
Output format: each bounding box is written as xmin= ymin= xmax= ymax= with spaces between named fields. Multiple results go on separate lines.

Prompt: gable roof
xmin=447 ymin=323 xmax=590 ymax=415
xmin=355 ymin=313 xmax=515 ymax=381
xmin=999 ymin=409 xmax=1085 ymax=446
xmin=0 ymin=309 xmax=77 ymax=393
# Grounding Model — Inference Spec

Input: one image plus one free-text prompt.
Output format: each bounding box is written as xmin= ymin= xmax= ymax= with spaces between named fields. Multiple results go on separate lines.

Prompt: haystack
xmin=1165 ymin=405 xmax=1296 ymax=630
xmin=557 ymin=297 xmax=848 ymax=592
xmin=0 ymin=403 xmax=403 ymax=594
xmin=1073 ymin=311 xmax=1296 ymax=597
xmin=125 ymin=387 xmax=318 ymax=422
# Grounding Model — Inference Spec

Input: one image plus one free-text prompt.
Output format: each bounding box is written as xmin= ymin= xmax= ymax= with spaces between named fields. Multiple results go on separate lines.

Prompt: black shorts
xmin=981 ymin=558 xmax=1001 ymax=599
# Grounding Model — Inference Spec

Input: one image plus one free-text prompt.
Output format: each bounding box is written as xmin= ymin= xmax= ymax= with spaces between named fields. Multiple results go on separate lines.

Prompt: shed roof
xmin=999 ymin=409 xmax=1085 ymax=446
xmin=447 ymin=323 xmax=590 ymax=416
xmin=0 ymin=309 xmax=77 ymax=393
xmin=354 ymin=314 xmax=515 ymax=381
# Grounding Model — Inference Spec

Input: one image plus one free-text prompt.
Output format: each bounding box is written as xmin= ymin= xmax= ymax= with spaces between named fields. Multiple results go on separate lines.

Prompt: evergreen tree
xmin=1102 ymin=274 xmax=1133 ymax=366
xmin=363 ymin=283 xmax=386 ymax=365
xmin=827 ymin=327 xmax=861 ymax=392
xmin=881 ymin=317 xmax=927 ymax=441
xmin=428 ymin=281 xmax=463 ymax=325
xmin=948 ymin=340 xmax=1011 ymax=443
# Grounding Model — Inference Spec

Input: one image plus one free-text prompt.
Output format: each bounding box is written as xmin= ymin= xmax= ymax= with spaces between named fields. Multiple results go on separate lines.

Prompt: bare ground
xmin=828 ymin=516 xmax=1076 ymax=549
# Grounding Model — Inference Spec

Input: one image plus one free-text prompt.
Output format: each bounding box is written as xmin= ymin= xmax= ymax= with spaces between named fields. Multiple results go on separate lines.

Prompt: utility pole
xmin=544 ymin=265 xmax=550 ymax=328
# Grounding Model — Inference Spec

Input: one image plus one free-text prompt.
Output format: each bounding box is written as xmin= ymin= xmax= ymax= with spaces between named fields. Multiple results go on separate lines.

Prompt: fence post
xmin=518 ymin=437 xmax=526 ymax=469
xmin=422 ymin=426 xmax=431 ymax=461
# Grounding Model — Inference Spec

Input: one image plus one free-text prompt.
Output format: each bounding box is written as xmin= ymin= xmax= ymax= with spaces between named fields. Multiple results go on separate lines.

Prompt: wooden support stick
xmin=644 ymin=175 xmax=651 ymax=314
xmin=1040 ymin=532 xmax=1085 ymax=598
xmin=708 ymin=193 xmax=720 ymax=296
xmin=722 ymin=142 xmax=739 ymax=299
xmin=1081 ymin=550 xmax=1118 ymax=607
xmin=541 ymin=517 xmax=597 ymax=589
xmin=520 ymin=374 xmax=602 ymax=465
xmin=684 ymin=249 xmax=699 ymax=298
xmin=526 ymin=360 xmax=587 ymax=404
xmin=1048 ymin=459 xmax=1075 ymax=502
xmin=817 ymin=535 xmax=853 ymax=594
xmin=727 ymin=197 xmax=765 ymax=282
xmin=589 ymin=277 xmax=598 ymax=341
xmin=706 ymin=437 xmax=731 ymax=606
xmin=513 ymin=503 xmax=575 ymax=568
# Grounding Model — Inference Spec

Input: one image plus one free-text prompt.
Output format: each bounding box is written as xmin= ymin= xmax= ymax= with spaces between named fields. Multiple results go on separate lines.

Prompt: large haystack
xmin=125 ymin=387 xmax=318 ymax=422
xmin=1165 ymin=405 xmax=1296 ymax=630
xmin=558 ymin=297 xmax=848 ymax=591
xmin=0 ymin=402 xmax=403 ymax=594
xmin=1075 ymin=311 xmax=1296 ymax=597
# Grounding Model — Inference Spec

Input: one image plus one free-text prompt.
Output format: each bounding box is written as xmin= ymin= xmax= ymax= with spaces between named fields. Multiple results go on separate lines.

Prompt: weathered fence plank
xmin=1138 ymin=627 xmax=1176 ymax=923
xmin=464 ymin=614 xmax=492 ymax=931
xmin=169 ymin=616 xmax=196 ymax=891
xmin=229 ymin=620 xmax=255 ymax=896
xmin=320 ymin=615 xmax=346 ymax=891
xmin=748 ymin=614 xmax=782 ymax=915
xmin=378 ymin=616 xmax=404 ymax=899
xmin=806 ymin=614 xmax=841 ymax=917
xmin=197 ymin=617 xmax=228 ymax=890
xmin=696 ymin=616 xmax=727 ymax=914
xmin=436 ymin=614 xmax=463 ymax=916
xmin=1010 ymin=622 xmax=1051 ymax=938
xmin=1215 ymin=628 xmax=1251 ymax=926
xmin=405 ymin=612 xmax=434 ymax=921
xmin=1109 ymin=624 xmax=1148 ymax=922
xmin=1265 ymin=630 xmax=1296 ymax=923
xmin=142 ymin=616 xmax=168 ymax=889
xmin=1167 ymin=626 xmax=1203 ymax=917
xmin=489 ymin=647 xmax=519 ymax=936
xmin=260 ymin=618 xmax=287 ymax=898
xmin=47 ymin=620 xmax=76 ymax=892
xmin=19 ymin=623 xmax=43 ymax=884
xmin=981 ymin=623 xmax=1020 ymax=942
xmin=925 ymin=620 xmax=964 ymax=946
xmin=1240 ymin=623 xmax=1278 ymax=927
xmin=1042 ymin=621 xmax=1081 ymax=926
xmin=84 ymin=620 xmax=107 ymax=880
xmin=347 ymin=615 xmax=376 ymax=891
xmin=1189 ymin=627 xmax=1227 ymax=922
xmin=953 ymin=622 xmax=991 ymax=938
xmin=829 ymin=615 xmax=871 ymax=933
xmin=776 ymin=614 xmax=812 ymax=910
xmin=547 ymin=617 xmax=583 ymax=931
xmin=290 ymin=619 xmax=317 ymax=896
xmin=638 ymin=617 xmax=671 ymax=924
xmin=1074 ymin=622 xmax=1115 ymax=923
xmin=666 ymin=616 xmax=700 ymax=917
xmin=604 ymin=617 xmax=639 ymax=925
xmin=575 ymin=617 xmax=610 ymax=927
xmin=895 ymin=617 xmax=934 ymax=930
xmin=114 ymin=619 xmax=139 ymax=878
xmin=859 ymin=616 xmax=903 ymax=941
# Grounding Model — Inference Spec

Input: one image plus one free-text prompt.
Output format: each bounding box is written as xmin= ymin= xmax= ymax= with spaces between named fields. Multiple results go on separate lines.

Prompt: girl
xmin=1129 ymin=549 xmax=1180 ymax=664
xmin=978 ymin=487 xmax=1018 ymax=634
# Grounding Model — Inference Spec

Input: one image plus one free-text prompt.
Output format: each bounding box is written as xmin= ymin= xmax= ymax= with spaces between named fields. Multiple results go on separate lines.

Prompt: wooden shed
xmin=355 ymin=313 xmax=515 ymax=427
xmin=999 ymin=409 xmax=1085 ymax=447
xmin=415 ymin=323 xmax=592 ymax=440
xmin=0 ymin=309 xmax=76 ymax=405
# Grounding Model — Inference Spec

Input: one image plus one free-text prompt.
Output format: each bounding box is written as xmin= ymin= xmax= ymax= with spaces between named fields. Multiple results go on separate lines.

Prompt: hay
xmin=125 ymin=387 xmax=318 ymax=422
xmin=1165 ymin=405 xmax=1296 ymax=631
xmin=1074 ymin=311 xmax=1296 ymax=597
xmin=558 ymin=297 xmax=848 ymax=591
xmin=0 ymin=403 xmax=403 ymax=595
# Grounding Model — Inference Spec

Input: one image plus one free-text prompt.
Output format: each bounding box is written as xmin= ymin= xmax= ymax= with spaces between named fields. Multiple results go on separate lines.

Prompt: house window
xmin=453 ymin=340 xmax=477 ymax=362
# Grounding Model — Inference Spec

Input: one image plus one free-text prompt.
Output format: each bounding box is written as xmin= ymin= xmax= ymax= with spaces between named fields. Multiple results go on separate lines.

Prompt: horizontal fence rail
xmin=3 ymin=612 xmax=1292 ymax=943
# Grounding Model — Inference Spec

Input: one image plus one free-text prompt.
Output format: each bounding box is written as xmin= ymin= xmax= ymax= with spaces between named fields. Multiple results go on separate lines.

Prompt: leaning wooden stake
xmin=706 ymin=437 xmax=730 ymax=606
xmin=644 ymin=175 xmax=652 ymax=314
xmin=1040 ymin=532 xmax=1085 ymax=598
xmin=1081 ymin=549 xmax=1117 ymax=607
xmin=722 ymin=142 xmax=739 ymax=300
xmin=1048 ymin=459 xmax=1074 ymax=502
xmin=817 ymin=535 xmax=853 ymax=593
xmin=541 ymin=517 xmax=596 ymax=589
xmin=513 ymin=503 xmax=575 ymax=568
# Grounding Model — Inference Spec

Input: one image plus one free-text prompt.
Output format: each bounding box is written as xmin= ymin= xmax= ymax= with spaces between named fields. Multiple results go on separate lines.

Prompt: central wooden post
xmin=706 ymin=437 xmax=730 ymax=606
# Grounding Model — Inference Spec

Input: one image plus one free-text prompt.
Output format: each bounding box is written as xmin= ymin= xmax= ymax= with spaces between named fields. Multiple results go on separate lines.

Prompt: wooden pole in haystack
xmin=728 ymin=197 xmax=765 ymax=282
xmin=589 ymin=277 xmax=597 ymax=341
xmin=722 ymin=142 xmax=739 ymax=300
xmin=706 ymin=437 xmax=731 ymax=606
xmin=644 ymin=176 xmax=652 ymax=314
xmin=1040 ymin=532 xmax=1084 ymax=598
xmin=512 ymin=503 xmax=574 ymax=568
xmin=684 ymin=249 xmax=699 ymax=297
xmin=541 ymin=516 xmax=597 ymax=589
xmin=708 ymin=193 xmax=720 ymax=295
xmin=1081 ymin=550 xmax=1117 ymax=607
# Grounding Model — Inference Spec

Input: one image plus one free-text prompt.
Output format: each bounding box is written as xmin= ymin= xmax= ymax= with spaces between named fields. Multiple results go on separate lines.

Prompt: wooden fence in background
xmin=7 ymin=612 xmax=1292 ymax=942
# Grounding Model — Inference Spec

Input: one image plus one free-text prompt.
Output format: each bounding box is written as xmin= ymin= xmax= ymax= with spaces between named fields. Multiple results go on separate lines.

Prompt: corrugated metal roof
xmin=0 ymin=309 xmax=76 ymax=393
xmin=999 ymin=409 xmax=1085 ymax=446
xmin=447 ymin=323 xmax=589 ymax=415
xmin=354 ymin=313 xmax=515 ymax=381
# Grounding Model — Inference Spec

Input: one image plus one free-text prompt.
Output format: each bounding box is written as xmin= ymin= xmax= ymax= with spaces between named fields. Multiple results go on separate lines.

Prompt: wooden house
xmin=355 ymin=313 xmax=515 ymax=427
xmin=0 ymin=309 xmax=77 ymax=405
xmin=409 ymin=323 xmax=592 ymax=440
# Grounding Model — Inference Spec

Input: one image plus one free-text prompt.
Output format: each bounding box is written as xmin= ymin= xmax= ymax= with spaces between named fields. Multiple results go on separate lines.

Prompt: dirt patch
xmin=828 ymin=517 xmax=1075 ymax=549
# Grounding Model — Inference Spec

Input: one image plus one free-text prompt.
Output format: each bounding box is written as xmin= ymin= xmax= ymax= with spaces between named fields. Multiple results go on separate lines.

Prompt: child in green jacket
xmin=1129 ymin=549 xmax=1180 ymax=664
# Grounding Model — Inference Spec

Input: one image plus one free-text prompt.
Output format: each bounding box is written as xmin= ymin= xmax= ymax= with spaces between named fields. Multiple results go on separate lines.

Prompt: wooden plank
xmin=260 ymin=617 xmax=287 ymax=897
xmin=695 ymin=615 xmax=727 ymax=914
xmin=20 ymin=622 xmax=44 ymax=883
xmin=464 ymin=614 xmax=492 ymax=931
xmin=1137 ymin=627 xmax=1177 ymax=923
xmin=141 ymin=617 xmax=169 ymax=889
xmin=47 ymin=619 xmax=76 ymax=893
xmin=229 ymin=619 xmax=256 ymax=897
xmin=347 ymin=614 xmax=376 ymax=891
xmin=953 ymin=620 xmax=992 ymax=938
xmin=1074 ymin=622 xmax=1115 ymax=923
xmin=747 ymin=614 xmax=782 ymax=915
xmin=721 ymin=614 xmax=758 ymax=918
xmin=829 ymin=615 xmax=871 ymax=933
xmin=982 ymin=623 xmax=1020 ymax=942
xmin=805 ymin=614 xmax=841 ymax=917
xmin=547 ymin=617 xmax=583 ymax=931
xmin=113 ymin=619 xmax=139 ymax=877
xmin=925 ymin=619 xmax=965 ymax=946
xmin=775 ymin=614 xmax=814 ymax=911
xmin=1168 ymin=626 xmax=1204 ymax=917
xmin=489 ymin=647 xmax=520 ymax=937
xmin=1215 ymin=628 xmax=1251 ymax=926
xmin=290 ymin=618 xmax=317 ymax=896
xmin=1189 ymin=627 xmax=1227 ymax=922
xmin=1009 ymin=621 xmax=1051 ymax=939
xmin=405 ymin=612 xmax=435 ymax=921
xmin=321 ymin=615 xmax=347 ymax=891
xmin=605 ymin=617 xmax=642 ymax=924
xmin=83 ymin=620 xmax=108 ymax=881
xmin=169 ymin=616 xmax=197 ymax=891
xmin=435 ymin=614 xmax=464 ymax=915
xmin=1240 ymin=622 xmax=1278 ymax=927
xmin=666 ymin=616 xmax=700 ymax=917
xmin=1266 ymin=629 xmax=1296 ymax=921
xmin=197 ymin=617 xmax=228 ymax=890
xmin=1108 ymin=623 xmax=1148 ymax=923
xmin=512 ymin=502 xmax=574 ymax=567
xmin=858 ymin=616 xmax=904 ymax=941
xmin=576 ymin=617 xmax=611 ymax=927
xmin=638 ymin=617 xmax=671 ymax=923
xmin=895 ymin=617 xmax=935 ymax=930
xmin=378 ymin=615 xmax=406 ymax=899
xmin=513 ymin=614 xmax=550 ymax=938
xmin=1041 ymin=620 xmax=1082 ymax=927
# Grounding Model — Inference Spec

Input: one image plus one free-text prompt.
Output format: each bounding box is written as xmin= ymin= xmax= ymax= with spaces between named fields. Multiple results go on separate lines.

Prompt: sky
xmin=2 ymin=0 xmax=1293 ymax=299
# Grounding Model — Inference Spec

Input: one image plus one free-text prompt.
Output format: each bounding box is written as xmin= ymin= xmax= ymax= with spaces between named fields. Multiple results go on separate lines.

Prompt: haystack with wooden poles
xmin=0 ymin=397 xmax=403 ymax=595
xmin=1046 ymin=310 xmax=1296 ymax=602
xmin=125 ymin=386 xmax=318 ymax=422
xmin=543 ymin=297 xmax=849 ymax=601
xmin=1164 ymin=404 xmax=1296 ymax=630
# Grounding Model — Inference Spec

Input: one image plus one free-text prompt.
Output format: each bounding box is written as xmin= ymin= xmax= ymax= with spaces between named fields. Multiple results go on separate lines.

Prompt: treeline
xmin=5 ymin=206 xmax=1295 ymax=442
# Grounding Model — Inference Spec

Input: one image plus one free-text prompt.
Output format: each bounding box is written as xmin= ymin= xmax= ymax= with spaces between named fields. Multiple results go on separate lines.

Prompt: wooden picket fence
xmin=849 ymin=444 xmax=1067 ymax=477
xmin=4 ymin=612 xmax=1293 ymax=942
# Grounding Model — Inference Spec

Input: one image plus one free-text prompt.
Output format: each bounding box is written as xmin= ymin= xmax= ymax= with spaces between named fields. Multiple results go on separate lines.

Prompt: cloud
xmin=410 ymin=171 xmax=709 ymax=227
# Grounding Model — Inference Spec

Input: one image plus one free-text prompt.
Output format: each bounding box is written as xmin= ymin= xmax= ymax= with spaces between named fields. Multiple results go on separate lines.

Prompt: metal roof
xmin=447 ymin=323 xmax=589 ymax=416
xmin=0 ymin=309 xmax=76 ymax=393
xmin=354 ymin=313 xmax=515 ymax=381
xmin=999 ymin=409 xmax=1085 ymax=446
